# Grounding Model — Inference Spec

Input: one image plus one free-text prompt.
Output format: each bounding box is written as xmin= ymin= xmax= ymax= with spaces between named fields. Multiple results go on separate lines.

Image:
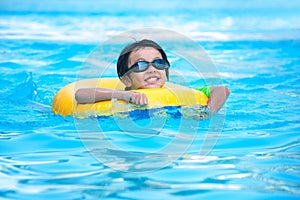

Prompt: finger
xmin=136 ymin=93 xmax=146 ymax=105
xmin=137 ymin=94 xmax=145 ymax=105
xmin=137 ymin=93 xmax=147 ymax=105
xmin=130 ymin=93 xmax=148 ymax=105
xmin=131 ymin=93 xmax=138 ymax=104
xmin=133 ymin=93 xmax=141 ymax=105
xmin=142 ymin=93 xmax=148 ymax=105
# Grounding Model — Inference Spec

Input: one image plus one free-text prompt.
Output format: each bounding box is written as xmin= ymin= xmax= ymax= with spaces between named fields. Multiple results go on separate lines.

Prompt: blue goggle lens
xmin=129 ymin=59 xmax=169 ymax=73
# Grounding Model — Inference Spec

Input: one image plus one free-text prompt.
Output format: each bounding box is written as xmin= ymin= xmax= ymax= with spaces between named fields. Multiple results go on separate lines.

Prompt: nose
xmin=146 ymin=64 xmax=157 ymax=73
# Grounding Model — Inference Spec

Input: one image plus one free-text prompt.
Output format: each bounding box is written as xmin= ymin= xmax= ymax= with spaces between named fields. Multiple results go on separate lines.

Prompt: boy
xmin=75 ymin=39 xmax=229 ymax=112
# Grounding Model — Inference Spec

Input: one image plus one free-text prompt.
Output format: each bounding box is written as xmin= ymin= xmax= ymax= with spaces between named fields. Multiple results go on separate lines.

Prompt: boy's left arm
xmin=207 ymin=86 xmax=230 ymax=112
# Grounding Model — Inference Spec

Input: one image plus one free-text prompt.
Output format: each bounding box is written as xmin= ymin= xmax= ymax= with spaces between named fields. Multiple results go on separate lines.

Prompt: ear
xmin=120 ymin=75 xmax=132 ymax=88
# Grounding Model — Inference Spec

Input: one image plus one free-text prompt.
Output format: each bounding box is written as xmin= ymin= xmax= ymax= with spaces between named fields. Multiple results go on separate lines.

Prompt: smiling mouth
xmin=145 ymin=76 xmax=160 ymax=83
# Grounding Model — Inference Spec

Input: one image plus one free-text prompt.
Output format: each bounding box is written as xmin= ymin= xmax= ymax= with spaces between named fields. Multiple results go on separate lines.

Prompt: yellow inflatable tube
xmin=52 ymin=78 xmax=208 ymax=118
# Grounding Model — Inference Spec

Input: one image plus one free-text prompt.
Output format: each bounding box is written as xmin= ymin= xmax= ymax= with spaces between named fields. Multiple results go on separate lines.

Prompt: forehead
xmin=128 ymin=47 xmax=162 ymax=63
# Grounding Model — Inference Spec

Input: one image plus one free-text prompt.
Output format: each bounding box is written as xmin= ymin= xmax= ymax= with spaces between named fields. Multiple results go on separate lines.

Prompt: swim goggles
xmin=124 ymin=59 xmax=170 ymax=75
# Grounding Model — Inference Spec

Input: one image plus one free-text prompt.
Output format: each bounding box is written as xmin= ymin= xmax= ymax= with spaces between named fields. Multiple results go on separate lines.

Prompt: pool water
xmin=1 ymin=1 xmax=300 ymax=199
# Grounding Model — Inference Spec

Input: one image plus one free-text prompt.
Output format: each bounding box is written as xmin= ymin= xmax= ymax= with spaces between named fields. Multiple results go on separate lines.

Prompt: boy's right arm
xmin=75 ymin=88 xmax=148 ymax=105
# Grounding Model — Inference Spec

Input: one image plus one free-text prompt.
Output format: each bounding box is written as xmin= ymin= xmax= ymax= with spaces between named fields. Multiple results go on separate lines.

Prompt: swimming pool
xmin=1 ymin=1 xmax=300 ymax=199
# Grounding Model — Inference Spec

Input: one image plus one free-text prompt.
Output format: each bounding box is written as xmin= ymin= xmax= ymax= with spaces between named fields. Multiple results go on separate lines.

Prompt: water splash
xmin=8 ymin=72 xmax=38 ymax=103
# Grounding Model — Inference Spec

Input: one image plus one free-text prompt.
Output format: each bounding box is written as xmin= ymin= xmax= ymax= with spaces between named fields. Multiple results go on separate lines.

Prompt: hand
xmin=125 ymin=91 xmax=148 ymax=105
xmin=207 ymin=86 xmax=230 ymax=112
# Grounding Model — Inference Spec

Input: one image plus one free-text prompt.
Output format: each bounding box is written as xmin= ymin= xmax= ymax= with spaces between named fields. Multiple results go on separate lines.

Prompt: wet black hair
xmin=117 ymin=39 xmax=170 ymax=78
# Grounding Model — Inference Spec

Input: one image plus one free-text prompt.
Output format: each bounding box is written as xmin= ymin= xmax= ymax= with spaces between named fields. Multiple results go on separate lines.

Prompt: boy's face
xmin=122 ymin=47 xmax=167 ymax=90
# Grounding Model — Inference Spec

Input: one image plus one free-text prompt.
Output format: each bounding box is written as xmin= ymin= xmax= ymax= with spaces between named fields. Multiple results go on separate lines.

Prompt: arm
xmin=75 ymin=88 xmax=148 ymax=105
xmin=207 ymin=86 xmax=230 ymax=112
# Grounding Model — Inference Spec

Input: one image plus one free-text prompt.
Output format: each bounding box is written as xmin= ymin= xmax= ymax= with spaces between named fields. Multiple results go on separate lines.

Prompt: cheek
xmin=130 ymin=74 xmax=145 ymax=86
xmin=161 ymin=70 xmax=167 ymax=80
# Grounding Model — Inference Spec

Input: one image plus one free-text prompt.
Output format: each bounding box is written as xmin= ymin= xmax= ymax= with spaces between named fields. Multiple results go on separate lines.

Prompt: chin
xmin=143 ymin=83 xmax=163 ymax=89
